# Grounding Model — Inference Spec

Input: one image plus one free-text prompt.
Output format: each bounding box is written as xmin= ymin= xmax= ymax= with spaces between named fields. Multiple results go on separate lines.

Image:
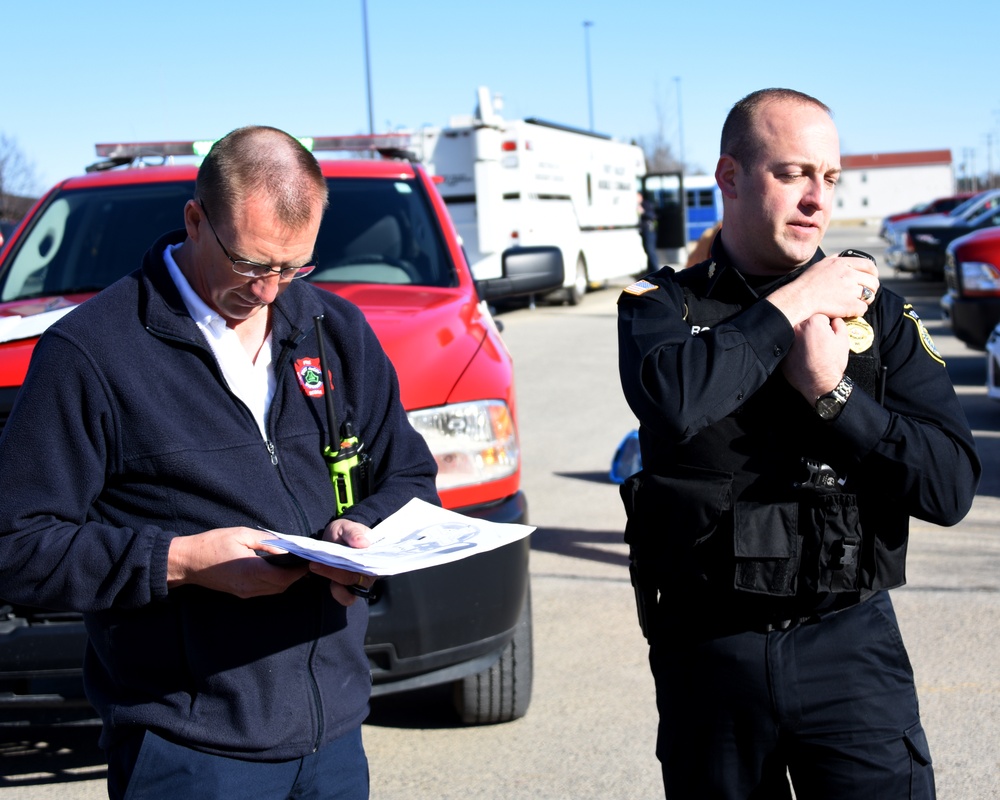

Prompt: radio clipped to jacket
xmin=313 ymin=316 xmax=372 ymax=517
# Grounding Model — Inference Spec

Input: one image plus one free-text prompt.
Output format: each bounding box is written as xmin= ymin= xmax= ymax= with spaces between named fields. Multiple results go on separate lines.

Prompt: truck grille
xmin=943 ymin=254 xmax=960 ymax=293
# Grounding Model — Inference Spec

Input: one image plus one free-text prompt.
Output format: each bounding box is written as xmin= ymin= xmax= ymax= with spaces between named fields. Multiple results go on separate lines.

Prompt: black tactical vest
xmin=622 ymin=261 xmax=906 ymax=606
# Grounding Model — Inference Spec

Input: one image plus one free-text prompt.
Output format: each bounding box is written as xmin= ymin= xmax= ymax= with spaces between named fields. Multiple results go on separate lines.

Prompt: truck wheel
xmin=453 ymin=587 xmax=533 ymax=724
xmin=565 ymin=256 xmax=587 ymax=305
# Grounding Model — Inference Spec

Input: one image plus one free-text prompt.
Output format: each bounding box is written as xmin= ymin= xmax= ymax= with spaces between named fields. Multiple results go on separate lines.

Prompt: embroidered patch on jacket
xmin=295 ymin=357 xmax=327 ymax=397
xmin=903 ymin=305 xmax=945 ymax=366
xmin=623 ymin=279 xmax=658 ymax=296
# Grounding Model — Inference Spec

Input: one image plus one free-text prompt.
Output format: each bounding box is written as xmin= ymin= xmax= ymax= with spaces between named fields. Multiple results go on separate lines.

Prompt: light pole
xmin=674 ymin=76 xmax=685 ymax=170
xmin=362 ymin=0 xmax=375 ymax=141
xmin=583 ymin=21 xmax=594 ymax=131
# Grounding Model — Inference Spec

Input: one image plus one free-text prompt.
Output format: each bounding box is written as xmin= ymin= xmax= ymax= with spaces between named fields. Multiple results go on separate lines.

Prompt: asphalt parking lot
xmin=1 ymin=224 xmax=997 ymax=798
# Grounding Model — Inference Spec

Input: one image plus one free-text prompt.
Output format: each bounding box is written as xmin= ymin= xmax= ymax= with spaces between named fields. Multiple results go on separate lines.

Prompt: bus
xmin=641 ymin=172 xmax=723 ymax=266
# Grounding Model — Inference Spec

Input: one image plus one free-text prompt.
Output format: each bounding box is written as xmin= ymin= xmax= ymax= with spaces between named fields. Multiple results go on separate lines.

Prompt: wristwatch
xmin=815 ymin=375 xmax=854 ymax=421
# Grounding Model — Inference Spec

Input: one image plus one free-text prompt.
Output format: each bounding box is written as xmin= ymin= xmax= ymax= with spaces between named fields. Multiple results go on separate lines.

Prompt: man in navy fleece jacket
xmin=0 ymin=126 xmax=438 ymax=799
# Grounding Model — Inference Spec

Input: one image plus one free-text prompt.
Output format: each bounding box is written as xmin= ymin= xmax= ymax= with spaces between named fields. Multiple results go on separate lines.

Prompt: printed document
xmin=263 ymin=497 xmax=534 ymax=576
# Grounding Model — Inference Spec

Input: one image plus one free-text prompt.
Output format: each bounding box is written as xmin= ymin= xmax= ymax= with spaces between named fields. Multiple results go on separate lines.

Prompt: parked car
xmin=878 ymin=193 xmax=975 ymax=239
xmin=0 ymin=138 xmax=564 ymax=725
xmin=885 ymin=189 xmax=1000 ymax=274
xmin=985 ymin=322 xmax=1000 ymax=399
xmin=0 ymin=220 xmax=18 ymax=252
xmin=903 ymin=204 xmax=1000 ymax=279
xmin=940 ymin=226 xmax=1000 ymax=349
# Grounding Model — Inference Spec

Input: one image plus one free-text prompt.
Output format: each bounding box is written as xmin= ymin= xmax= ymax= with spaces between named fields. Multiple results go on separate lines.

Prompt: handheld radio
xmin=838 ymin=249 xmax=887 ymax=404
xmin=313 ymin=315 xmax=372 ymax=516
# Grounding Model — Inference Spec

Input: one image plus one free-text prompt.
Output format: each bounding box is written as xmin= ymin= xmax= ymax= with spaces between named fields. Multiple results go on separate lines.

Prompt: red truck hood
xmin=1 ymin=287 xmax=486 ymax=408
xmin=0 ymin=296 xmax=93 ymax=386
xmin=323 ymin=283 xmax=486 ymax=411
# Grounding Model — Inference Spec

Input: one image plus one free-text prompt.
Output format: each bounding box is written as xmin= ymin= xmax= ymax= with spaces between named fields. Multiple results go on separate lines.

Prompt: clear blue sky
xmin=4 ymin=0 xmax=999 ymax=192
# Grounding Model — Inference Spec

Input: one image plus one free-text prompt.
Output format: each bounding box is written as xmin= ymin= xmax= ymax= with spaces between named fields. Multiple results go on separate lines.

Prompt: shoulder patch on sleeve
xmin=623 ymin=279 xmax=659 ymax=296
xmin=903 ymin=304 xmax=945 ymax=366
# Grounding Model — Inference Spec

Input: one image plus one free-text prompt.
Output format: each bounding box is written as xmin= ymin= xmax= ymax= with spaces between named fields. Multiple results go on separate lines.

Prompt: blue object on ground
xmin=609 ymin=429 xmax=642 ymax=484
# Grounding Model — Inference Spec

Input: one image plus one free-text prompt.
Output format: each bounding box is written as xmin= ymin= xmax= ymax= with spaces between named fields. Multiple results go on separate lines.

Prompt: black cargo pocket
xmin=904 ymin=723 xmax=932 ymax=767
xmin=733 ymin=501 xmax=799 ymax=596
xmin=904 ymin=722 xmax=934 ymax=797
xmin=802 ymin=493 xmax=863 ymax=594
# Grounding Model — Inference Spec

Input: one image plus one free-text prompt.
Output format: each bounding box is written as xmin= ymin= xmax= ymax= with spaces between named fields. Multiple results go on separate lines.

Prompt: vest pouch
xmin=801 ymin=493 xmax=864 ymax=594
xmin=621 ymin=466 xmax=733 ymax=581
xmin=733 ymin=501 xmax=800 ymax=596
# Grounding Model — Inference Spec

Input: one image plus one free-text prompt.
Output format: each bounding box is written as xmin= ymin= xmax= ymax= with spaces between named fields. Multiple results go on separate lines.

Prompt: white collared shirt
xmin=164 ymin=244 xmax=275 ymax=439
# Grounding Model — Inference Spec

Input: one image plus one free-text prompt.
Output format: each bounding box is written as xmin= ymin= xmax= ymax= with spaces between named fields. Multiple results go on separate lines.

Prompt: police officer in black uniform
xmin=617 ymin=88 xmax=981 ymax=799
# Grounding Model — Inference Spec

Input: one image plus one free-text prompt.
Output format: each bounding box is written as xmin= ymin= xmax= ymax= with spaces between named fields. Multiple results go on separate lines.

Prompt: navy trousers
xmin=107 ymin=725 xmax=369 ymax=800
xmin=650 ymin=591 xmax=935 ymax=799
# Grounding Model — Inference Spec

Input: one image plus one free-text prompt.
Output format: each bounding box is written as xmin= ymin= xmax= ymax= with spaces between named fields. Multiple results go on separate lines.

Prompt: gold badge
xmin=845 ymin=316 xmax=875 ymax=353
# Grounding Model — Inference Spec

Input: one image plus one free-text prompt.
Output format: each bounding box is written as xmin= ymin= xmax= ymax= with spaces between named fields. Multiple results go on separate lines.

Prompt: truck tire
xmin=453 ymin=587 xmax=533 ymax=724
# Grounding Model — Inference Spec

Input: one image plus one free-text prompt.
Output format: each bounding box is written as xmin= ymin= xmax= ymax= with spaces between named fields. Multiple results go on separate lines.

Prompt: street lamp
xmin=674 ymin=76 xmax=685 ymax=170
xmin=583 ymin=21 xmax=594 ymax=131
xmin=362 ymin=0 xmax=375 ymax=140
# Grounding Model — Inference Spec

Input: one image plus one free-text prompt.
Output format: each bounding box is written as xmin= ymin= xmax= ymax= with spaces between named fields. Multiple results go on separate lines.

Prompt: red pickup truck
xmin=0 ymin=139 xmax=563 ymax=725
xmin=941 ymin=226 xmax=1000 ymax=350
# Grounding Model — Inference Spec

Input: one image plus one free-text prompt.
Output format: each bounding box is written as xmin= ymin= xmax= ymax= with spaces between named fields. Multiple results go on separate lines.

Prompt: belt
xmin=756 ymin=594 xmax=869 ymax=633
xmin=758 ymin=614 xmax=820 ymax=633
xmin=659 ymin=592 xmax=870 ymax=641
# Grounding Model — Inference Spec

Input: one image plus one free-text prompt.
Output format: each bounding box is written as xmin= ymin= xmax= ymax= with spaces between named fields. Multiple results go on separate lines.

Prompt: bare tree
xmin=0 ymin=133 xmax=41 ymax=221
xmin=635 ymin=95 xmax=684 ymax=173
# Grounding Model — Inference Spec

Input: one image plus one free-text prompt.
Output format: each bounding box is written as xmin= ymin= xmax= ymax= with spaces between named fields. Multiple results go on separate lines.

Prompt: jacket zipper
xmin=275 ymin=325 xmax=328 ymax=750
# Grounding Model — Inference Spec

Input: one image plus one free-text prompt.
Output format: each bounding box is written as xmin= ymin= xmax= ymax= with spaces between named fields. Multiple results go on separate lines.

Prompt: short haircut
xmin=195 ymin=126 xmax=329 ymax=228
xmin=720 ymin=89 xmax=832 ymax=168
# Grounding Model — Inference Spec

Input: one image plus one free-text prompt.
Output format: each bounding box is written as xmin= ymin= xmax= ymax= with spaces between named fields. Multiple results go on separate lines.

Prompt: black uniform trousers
xmin=649 ymin=591 xmax=935 ymax=799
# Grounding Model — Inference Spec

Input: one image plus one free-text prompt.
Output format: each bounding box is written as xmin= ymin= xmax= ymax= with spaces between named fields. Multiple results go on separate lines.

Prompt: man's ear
xmin=715 ymin=155 xmax=738 ymax=200
xmin=183 ymin=199 xmax=204 ymax=241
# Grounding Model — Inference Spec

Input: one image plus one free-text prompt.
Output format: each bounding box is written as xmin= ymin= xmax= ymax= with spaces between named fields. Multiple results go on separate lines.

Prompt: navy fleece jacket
xmin=0 ymin=230 xmax=439 ymax=758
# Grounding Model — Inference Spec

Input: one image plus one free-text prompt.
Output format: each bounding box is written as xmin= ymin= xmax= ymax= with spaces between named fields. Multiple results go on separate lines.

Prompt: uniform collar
xmin=704 ymin=233 xmax=826 ymax=300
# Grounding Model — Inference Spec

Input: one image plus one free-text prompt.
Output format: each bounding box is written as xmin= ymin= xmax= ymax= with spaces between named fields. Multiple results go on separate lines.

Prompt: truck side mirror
xmin=476 ymin=246 xmax=564 ymax=303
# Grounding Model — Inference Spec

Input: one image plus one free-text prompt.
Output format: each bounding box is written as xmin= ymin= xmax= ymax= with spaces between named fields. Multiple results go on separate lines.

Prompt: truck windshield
xmin=0 ymin=182 xmax=195 ymax=303
xmin=0 ymin=175 xmax=457 ymax=304
xmin=309 ymin=177 xmax=457 ymax=288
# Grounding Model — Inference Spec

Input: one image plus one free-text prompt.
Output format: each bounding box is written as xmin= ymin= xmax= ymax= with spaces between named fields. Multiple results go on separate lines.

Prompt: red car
xmin=941 ymin=226 xmax=1000 ymax=349
xmin=0 ymin=139 xmax=563 ymax=725
xmin=0 ymin=220 xmax=19 ymax=252
xmin=879 ymin=193 xmax=975 ymax=238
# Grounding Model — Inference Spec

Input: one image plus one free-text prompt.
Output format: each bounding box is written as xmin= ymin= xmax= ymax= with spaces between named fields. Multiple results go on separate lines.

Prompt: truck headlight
xmin=960 ymin=261 xmax=1000 ymax=294
xmin=408 ymin=400 xmax=519 ymax=490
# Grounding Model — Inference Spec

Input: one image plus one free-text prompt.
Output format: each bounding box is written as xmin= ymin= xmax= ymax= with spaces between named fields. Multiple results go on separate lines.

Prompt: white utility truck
xmin=334 ymin=87 xmax=649 ymax=304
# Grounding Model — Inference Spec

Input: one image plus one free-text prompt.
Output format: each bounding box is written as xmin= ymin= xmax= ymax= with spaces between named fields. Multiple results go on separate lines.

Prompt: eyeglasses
xmin=199 ymin=201 xmax=317 ymax=280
